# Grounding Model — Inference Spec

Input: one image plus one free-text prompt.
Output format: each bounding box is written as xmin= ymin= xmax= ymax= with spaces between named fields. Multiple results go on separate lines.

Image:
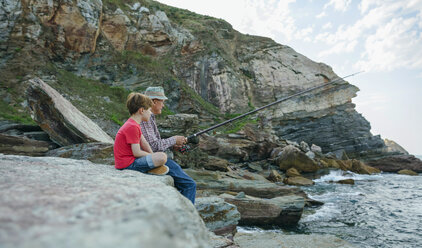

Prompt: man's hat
xmin=144 ymin=86 xmax=168 ymax=100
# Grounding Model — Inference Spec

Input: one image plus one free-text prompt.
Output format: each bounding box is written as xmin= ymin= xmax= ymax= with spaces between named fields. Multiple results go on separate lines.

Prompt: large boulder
xmin=0 ymin=154 xmax=211 ymax=248
xmin=195 ymin=197 xmax=241 ymax=236
xmin=222 ymin=193 xmax=305 ymax=227
xmin=367 ymin=155 xmax=422 ymax=173
xmin=276 ymin=145 xmax=320 ymax=172
xmin=26 ymin=78 xmax=114 ymax=146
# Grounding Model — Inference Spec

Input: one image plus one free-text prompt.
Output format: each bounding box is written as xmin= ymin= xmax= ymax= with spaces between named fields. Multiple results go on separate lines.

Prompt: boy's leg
xmin=165 ymin=159 xmax=196 ymax=204
xmin=125 ymin=154 xmax=155 ymax=173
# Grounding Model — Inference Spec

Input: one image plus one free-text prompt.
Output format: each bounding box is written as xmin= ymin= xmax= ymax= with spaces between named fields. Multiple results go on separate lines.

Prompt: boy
xmin=114 ymin=92 xmax=168 ymax=175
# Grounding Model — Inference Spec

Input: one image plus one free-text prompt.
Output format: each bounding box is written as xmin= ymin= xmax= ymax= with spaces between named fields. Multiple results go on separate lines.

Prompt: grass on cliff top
xmin=46 ymin=67 xmax=131 ymax=126
xmin=110 ymin=50 xmax=173 ymax=80
xmin=0 ymin=99 xmax=35 ymax=124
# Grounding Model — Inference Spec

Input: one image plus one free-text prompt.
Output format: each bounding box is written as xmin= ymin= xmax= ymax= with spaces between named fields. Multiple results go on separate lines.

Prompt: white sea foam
xmin=313 ymin=169 xmax=383 ymax=183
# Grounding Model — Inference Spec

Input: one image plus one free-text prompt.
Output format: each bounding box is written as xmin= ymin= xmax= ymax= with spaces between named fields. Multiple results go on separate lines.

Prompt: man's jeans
xmin=126 ymin=158 xmax=196 ymax=204
xmin=165 ymin=159 xmax=196 ymax=204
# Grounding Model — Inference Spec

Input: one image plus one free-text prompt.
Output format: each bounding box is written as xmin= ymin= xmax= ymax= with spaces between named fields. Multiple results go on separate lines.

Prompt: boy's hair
xmin=126 ymin=92 xmax=153 ymax=115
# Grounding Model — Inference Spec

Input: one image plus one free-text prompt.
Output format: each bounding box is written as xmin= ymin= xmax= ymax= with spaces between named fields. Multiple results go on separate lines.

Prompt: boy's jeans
xmin=126 ymin=158 xmax=196 ymax=204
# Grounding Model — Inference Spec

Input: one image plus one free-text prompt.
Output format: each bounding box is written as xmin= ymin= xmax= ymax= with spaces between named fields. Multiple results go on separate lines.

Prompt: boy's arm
xmin=131 ymin=143 xmax=150 ymax=158
xmin=140 ymin=134 xmax=153 ymax=153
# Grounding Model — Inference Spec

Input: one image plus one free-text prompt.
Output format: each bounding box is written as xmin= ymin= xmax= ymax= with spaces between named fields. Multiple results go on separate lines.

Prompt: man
xmin=141 ymin=86 xmax=196 ymax=204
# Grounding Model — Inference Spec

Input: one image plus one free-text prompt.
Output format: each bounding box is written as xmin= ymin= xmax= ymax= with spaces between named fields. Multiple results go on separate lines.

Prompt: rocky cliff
xmin=0 ymin=0 xmax=391 ymax=158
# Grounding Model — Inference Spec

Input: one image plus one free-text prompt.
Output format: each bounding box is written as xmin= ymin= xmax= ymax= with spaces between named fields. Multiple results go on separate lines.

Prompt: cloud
xmin=322 ymin=22 xmax=333 ymax=29
xmin=316 ymin=11 xmax=327 ymax=18
xmin=324 ymin=0 xmax=352 ymax=12
xmin=355 ymin=16 xmax=422 ymax=71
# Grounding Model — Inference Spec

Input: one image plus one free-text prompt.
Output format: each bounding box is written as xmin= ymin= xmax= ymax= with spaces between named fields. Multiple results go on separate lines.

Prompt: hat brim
xmin=149 ymin=96 xmax=168 ymax=100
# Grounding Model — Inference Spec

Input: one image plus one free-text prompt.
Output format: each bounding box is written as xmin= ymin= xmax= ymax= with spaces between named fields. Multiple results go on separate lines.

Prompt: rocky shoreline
xmin=1 ymin=1 xmax=421 ymax=247
xmin=1 ymin=77 xmax=421 ymax=247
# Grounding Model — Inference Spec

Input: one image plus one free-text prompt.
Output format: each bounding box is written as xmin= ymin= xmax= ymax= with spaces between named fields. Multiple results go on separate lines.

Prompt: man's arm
xmin=141 ymin=117 xmax=176 ymax=152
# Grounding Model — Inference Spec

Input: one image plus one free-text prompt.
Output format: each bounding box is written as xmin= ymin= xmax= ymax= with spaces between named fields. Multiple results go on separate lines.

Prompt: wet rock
xmin=0 ymin=154 xmax=211 ymax=248
xmin=234 ymin=232 xmax=356 ymax=248
xmin=46 ymin=142 xmax=114 ymax=165
xmin=335 ymin=179 xmax=355 ymax=185
xmin=266 ymin=169 xmax=283 ymax=182
xmin=397 ymin=169 xmax=418 ymax=176
xmin=276 ymin=145 xmax=319 ymax=172
xmin=367 ymin=155 xmax=422 ymax=173
xmin=306 ymin=151 xmax=315 ymax=159
xmin=286 ymin=167 xmax=301 ymax=177
xmin=222 ymin=193 xmax=305 ymax=227
xmin=349 ymin=159 xmax=380 ymax=174
xmin=283 ymin=176 xmax=315 ymax=186
xmin=26 ymin=78 xmax=114 ymax=146
xmin=311 ymin=144 xmax=322 ymax=154
xmin=300 ymin=141 xmax=310 ymax=152
xmin=195 ymin=197 xmax=241 ymax=236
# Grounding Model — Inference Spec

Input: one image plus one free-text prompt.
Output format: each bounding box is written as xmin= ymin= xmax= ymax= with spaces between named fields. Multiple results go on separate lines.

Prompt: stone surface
xmin=46 ymin=142 xmax=114 ymax=165
xmin=276 ymin=145 xmax=320 ymax=172
xmin=0 ymin=133 xmax=55 ymax=156
xmin=158 ymin=114 xmax=199 ymax=138
xmin=397 ymin=169 xmax=418 ymax=176
xmin=349 ymin=159 xmax=380 ymax=174
xmin=234 ymin=232 xmax=356 ymax=248
xmin=335 ymin=179 xmax=355 ymax=185
xmin=26 ymin=78 xmax=114 ymax=146
xmin=195 ymin=197 xmax=241 ymax=236
xmin=0 ymin=154 xmax=211 ymax=248
xmin=383 ymin=138 xmax=409 ymax=155
xmin=266 ymin=169 xmax=283 ymax=182
xmin=185 ymin=169 xmax=306 ymax=199
xmin=283 ymin=176 xmax=315 ymax=186
xmin=367 ymin=155 xmax=422 ymax=173
xmin=222 ymin=194 xmax=305 ymax=227
xmin=286 ymin=167 xmax=301 ymax=177
xmin=203 ymin=156 xmax=229 ymax=172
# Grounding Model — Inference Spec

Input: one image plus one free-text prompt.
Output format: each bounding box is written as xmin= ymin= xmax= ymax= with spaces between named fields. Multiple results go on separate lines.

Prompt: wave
xmin=313 ymin=169 xmax=383 ymax=183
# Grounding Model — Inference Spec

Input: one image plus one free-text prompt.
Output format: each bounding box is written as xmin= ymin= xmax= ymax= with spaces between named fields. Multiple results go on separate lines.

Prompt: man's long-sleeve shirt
xmin=140 ymin=114 xmax=176 ymax=152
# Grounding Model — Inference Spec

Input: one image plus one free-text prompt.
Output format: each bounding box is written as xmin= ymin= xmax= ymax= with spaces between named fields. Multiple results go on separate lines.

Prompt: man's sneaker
xmin=147 ymin=165 xmax=169 ymax=175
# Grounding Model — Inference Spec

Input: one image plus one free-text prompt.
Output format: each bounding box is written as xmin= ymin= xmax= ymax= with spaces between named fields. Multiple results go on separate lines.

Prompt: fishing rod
xmin=179 ymin=71 xmax=363 ymax=152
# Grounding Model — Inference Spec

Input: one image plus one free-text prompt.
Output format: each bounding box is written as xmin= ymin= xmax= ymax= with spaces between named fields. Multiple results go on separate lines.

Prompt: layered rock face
xmin=0 ymin=0 xmax=392 ymax=159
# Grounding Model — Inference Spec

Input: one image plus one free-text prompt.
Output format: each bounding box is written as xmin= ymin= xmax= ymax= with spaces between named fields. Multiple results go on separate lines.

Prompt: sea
xmin=239 ymin=161 xmax=422 ymax=248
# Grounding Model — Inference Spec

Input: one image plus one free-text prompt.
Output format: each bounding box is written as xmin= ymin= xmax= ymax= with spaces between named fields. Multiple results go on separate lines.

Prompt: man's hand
xmin=174 ymin=135 xmax=187 ymax=146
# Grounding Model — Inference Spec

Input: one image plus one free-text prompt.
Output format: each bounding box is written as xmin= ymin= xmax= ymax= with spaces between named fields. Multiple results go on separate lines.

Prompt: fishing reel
xmin=179 ymin=144 xmax=191 ymax=154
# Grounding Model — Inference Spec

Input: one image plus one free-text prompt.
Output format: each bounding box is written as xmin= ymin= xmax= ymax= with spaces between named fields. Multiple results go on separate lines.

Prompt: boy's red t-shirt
xmin=113 ymin=118 xmax=142 ymax=169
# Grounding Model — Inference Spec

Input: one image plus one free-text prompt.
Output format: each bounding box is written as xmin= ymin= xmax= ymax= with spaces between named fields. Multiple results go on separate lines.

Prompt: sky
xmin=158 ymin=0 xmax=422 ymax=155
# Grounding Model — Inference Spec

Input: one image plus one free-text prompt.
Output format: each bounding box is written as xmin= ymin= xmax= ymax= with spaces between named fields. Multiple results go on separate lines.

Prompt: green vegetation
xmin=46 ymin=67 xmax=131 ymax=126
xmin=110 ymin=50 xmax=173 ymax=80
xmin=222 ymin=116 xmax=258 ymax=134
xmin=160 ymin=105 xmax=175 ymax=117
xmin=0 ymin=99 xmax=35 ymax=124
